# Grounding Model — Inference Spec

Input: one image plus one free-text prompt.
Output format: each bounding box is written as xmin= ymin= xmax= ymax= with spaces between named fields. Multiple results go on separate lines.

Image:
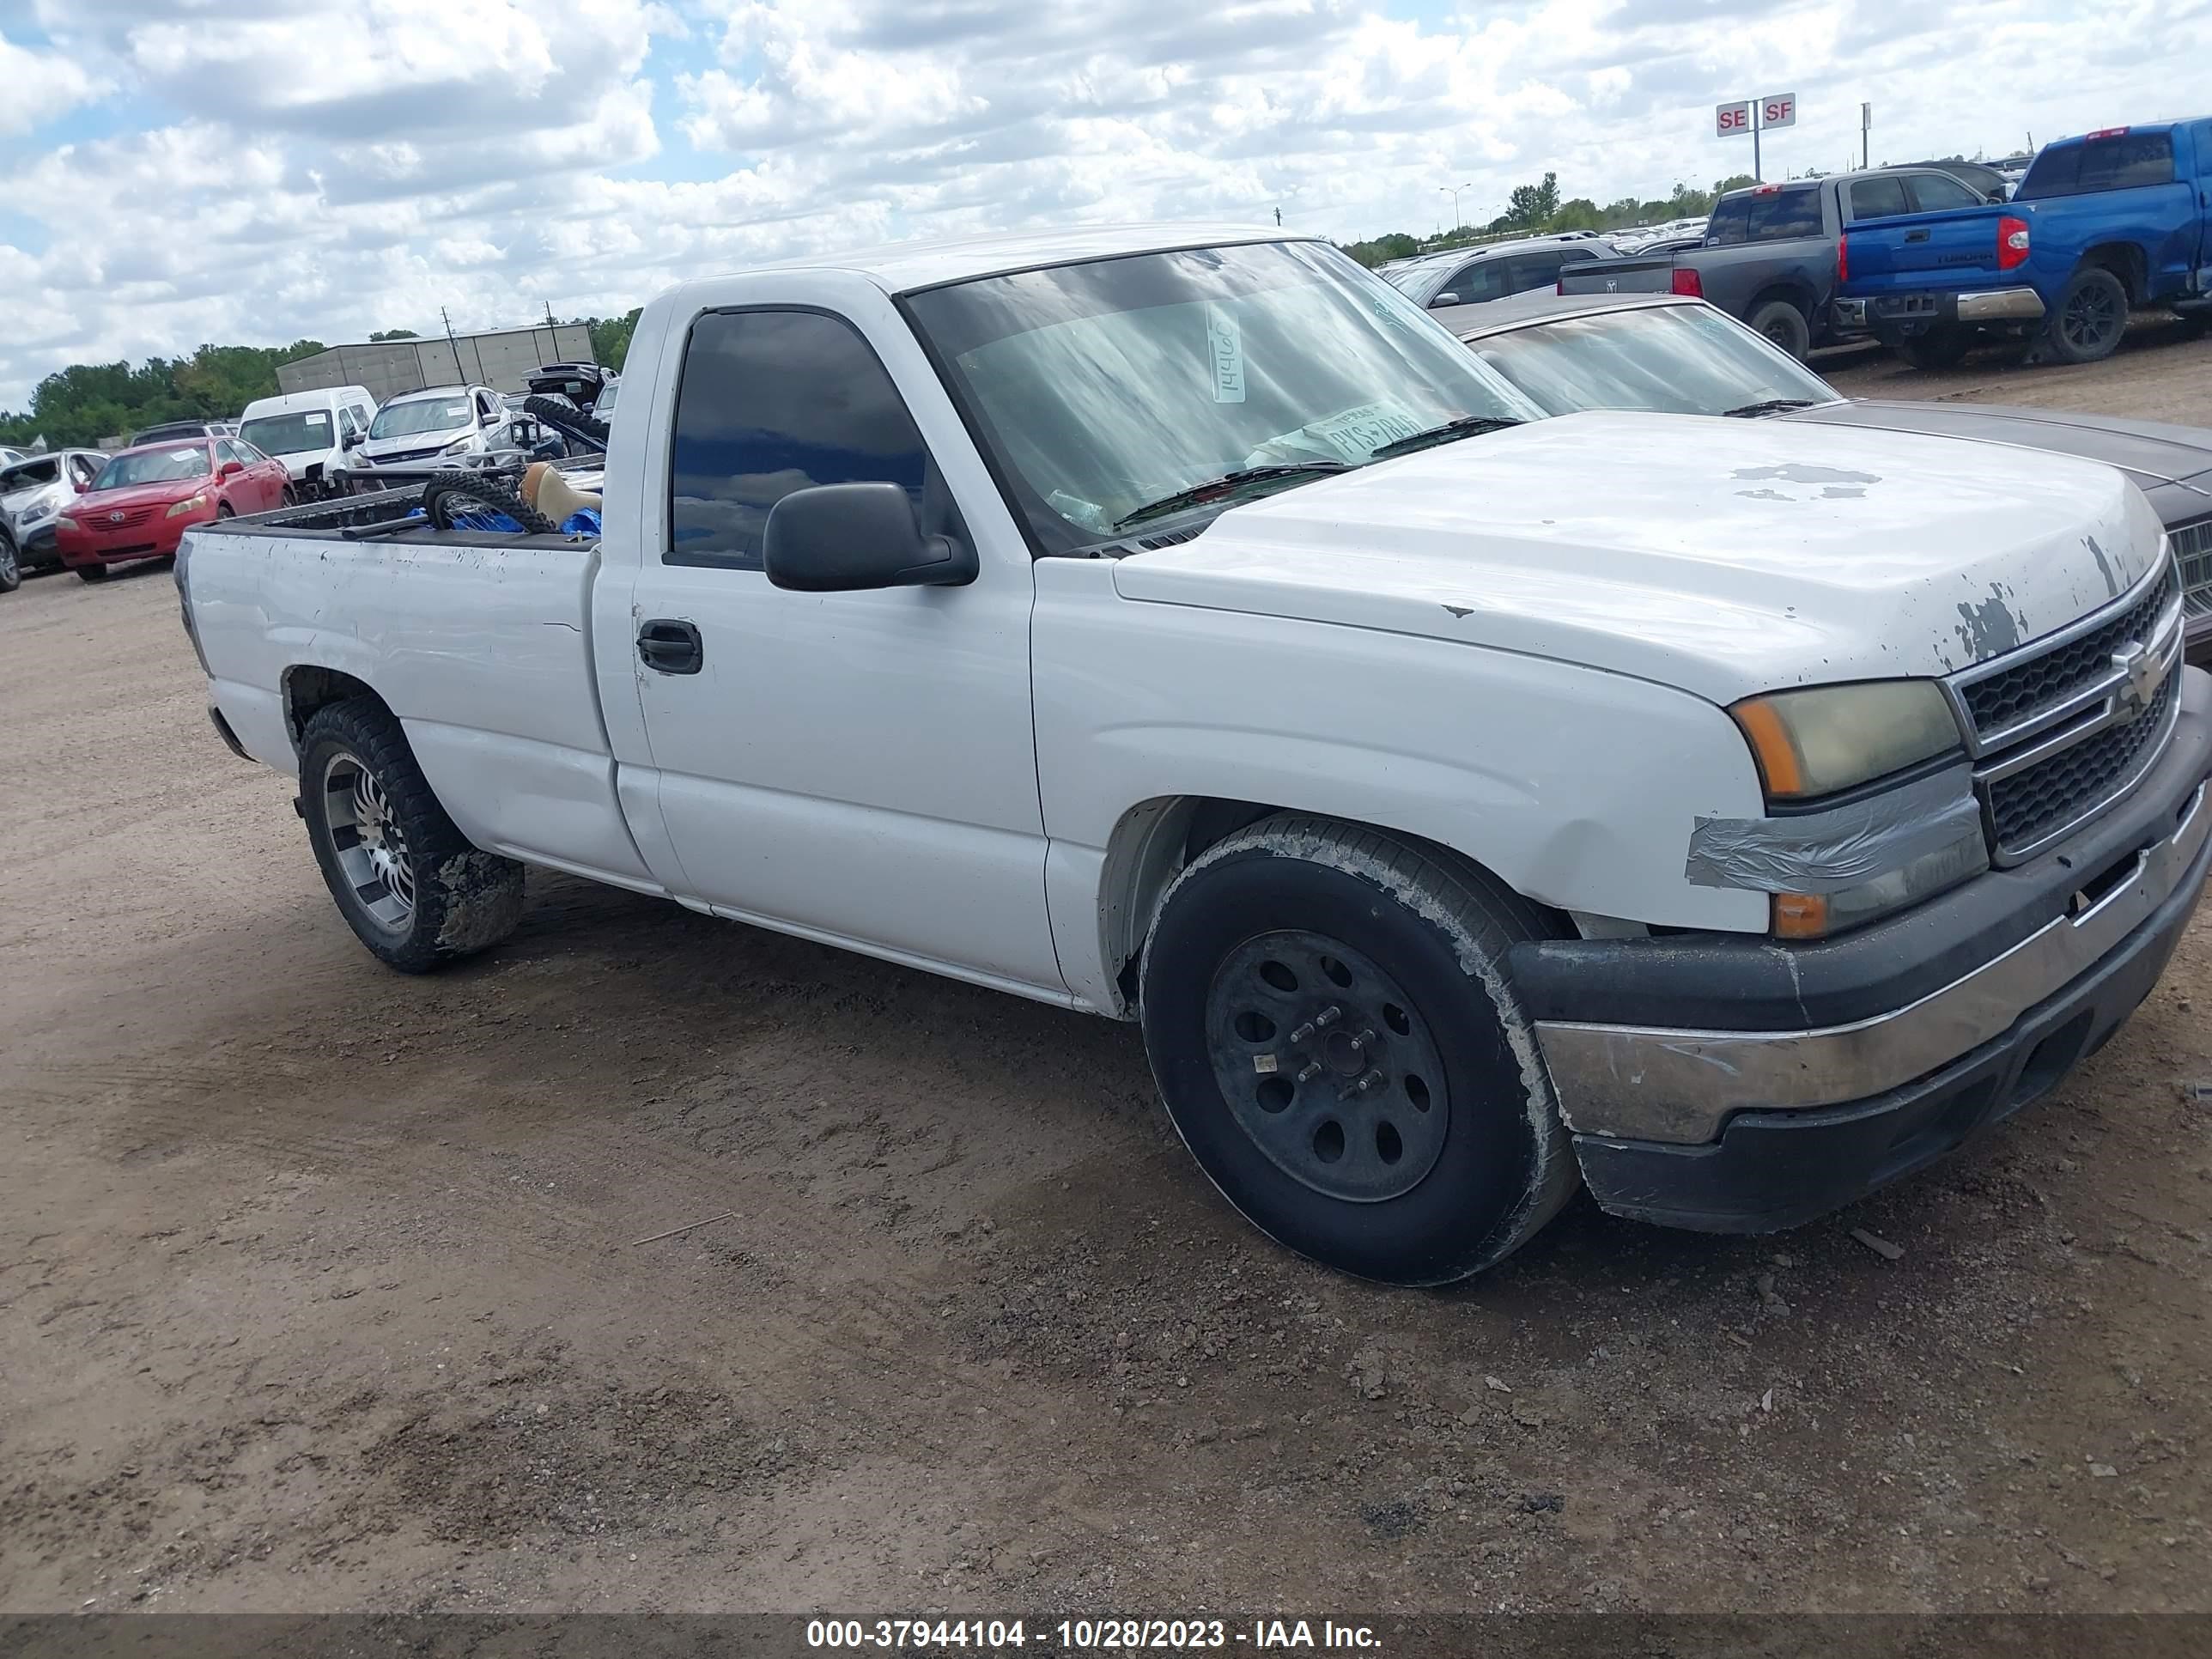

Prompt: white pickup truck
xmin=179 ymin=225 xmax=2212 ymax=1285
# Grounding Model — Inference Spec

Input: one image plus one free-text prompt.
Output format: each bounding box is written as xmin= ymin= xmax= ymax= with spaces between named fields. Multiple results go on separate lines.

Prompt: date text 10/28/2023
xmin=805 ymin=1619 xmax=1383 ymax=1650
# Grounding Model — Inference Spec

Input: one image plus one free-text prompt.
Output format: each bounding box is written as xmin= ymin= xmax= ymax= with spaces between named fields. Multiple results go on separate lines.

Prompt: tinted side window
xmin=1705 ymin=197 xmax=1750 ymax=246
xmin=668 ymin=309 xmax=927 ymax=569
xmin=2020 ymin=132 xmax=2175 ymax=198
xmin=1907 ymin=172 xmax=1983 ymax=212
xmin=1848 ymin=176 xmax=1911 ymax=220
xmin=1745 ymin=191 xmax=1823 ymax=241
xmin=1504 ymin=252 xmax=1567 ymax=295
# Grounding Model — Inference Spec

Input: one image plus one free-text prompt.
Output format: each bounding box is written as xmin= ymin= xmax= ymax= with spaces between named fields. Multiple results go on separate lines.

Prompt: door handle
xmin=638 ymin=618 xmax=703 ymax=675
xmin=1905 ymin=229 xmax=1930 ymax=243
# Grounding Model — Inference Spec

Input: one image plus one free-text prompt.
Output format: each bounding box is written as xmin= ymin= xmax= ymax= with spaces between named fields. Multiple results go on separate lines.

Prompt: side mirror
xmin=343 ymin=429 xmax=362 ymax=449
xmin=1429 ymin=292 xmax=1461 ymax=307
xmin=763 ymin=482 xmax=976 ymax=593
xmin=219 ymin=459 xmax=244 ymax=478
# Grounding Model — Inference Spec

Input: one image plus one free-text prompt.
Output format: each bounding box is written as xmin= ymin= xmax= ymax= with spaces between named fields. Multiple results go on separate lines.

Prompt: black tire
xmin=76 ymin=562 xmax=109 ymax=583
xmin=422 ymin=469 xmax=556 ymax=535
xmin=1139 ymin=815 xmax=1577 ymax=1285
xmin=2042 ymin=266 xmax=2129 ymax=364
xmin=1900 ymin=325 xmax=1973 ymax=371
xmin=1747 ymin=298 xmax=1812 ymax=360
xmin=522 ymin=394 xmax=610 ymax=449
xmin=0 ymin=532 xmax=19 ymax=592
xmin=216 ymin=501 xmax=234 ymax=518
xmin=299 ymin=696 xmax=526 ymax=973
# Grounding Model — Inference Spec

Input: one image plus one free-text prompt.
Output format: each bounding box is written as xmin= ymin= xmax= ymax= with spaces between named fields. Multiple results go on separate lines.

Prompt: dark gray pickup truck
xmin=1561 ymin=167 xmax=2005 ymax=358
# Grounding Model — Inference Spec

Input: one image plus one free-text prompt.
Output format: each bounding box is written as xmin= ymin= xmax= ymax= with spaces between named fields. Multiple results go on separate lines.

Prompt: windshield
xmin=904 ymin=240 xmax=1540 ymax=550
xmin=240 ymin=410 xmax=337 ymax=456
xmin=132 ymin=423 xmax=208 ymax=445
xmin=1390 ymin=260 xmax=1463 ymax=307
xmin=1466 ymin=303 xmax=1838 ymax=418
xmin=368 ymin=396 xmax=474 ymax=438
xmin=92 ymin=446 xmax=211 ymax=490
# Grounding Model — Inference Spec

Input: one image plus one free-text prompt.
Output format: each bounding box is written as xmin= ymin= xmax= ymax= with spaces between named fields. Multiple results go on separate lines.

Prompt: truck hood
xmin=358 ymin=425 xmax=471 ymax=462
xmin=1110 ymin=410 xmax=2166 ymax=706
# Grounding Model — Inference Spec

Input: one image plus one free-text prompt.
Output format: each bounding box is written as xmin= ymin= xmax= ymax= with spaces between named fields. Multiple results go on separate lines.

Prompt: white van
xmin=237 ymin=386 xmax=378 ymax=499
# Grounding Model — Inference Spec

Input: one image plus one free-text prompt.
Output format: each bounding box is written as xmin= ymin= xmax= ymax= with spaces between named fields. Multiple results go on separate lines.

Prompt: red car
xmin=56 ymin=436 xmax=293 ymax=581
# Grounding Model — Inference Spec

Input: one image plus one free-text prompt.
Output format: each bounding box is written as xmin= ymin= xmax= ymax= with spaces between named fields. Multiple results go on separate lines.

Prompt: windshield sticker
xmin=1302 ymin=401 xmax=1424 ymax=462
xmin=1206 ymin=305 xmax=1245 ymax=404
xmin=304 ymin=411 xmax=329 ymax=427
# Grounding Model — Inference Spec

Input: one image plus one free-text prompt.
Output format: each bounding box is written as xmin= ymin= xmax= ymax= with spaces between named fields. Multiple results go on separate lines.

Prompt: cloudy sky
xmin=1 ymin=0 xmax=2205 ymax=408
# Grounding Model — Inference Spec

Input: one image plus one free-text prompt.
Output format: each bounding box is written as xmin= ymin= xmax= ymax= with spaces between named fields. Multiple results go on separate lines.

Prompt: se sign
xmin=1716 ymin=100 xmax=1751 ymax=137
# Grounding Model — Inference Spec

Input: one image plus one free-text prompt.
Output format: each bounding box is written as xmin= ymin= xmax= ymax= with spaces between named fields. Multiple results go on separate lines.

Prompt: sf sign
xmin=1717 ymin=94 xmax=1797 ymax=137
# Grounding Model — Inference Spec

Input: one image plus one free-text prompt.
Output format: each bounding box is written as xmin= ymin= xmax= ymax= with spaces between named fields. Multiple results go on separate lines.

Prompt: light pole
xmin=1439 ymin=182 xmax=1472 ymax=236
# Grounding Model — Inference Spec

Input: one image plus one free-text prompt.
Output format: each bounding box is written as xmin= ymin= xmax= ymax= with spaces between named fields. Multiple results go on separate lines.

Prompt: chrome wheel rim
xmin=1204 ymin=930 xmax=1450 ymax=1203
xmin=0 ymin=539 xmax=16 ymax=583
xmin=323 ymin=750 xmax=415 ymax=931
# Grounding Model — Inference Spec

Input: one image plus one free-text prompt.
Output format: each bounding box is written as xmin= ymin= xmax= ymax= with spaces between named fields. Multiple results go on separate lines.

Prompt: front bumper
xmin=1862 ymin=285 xmax=2045 ymax=339
xmin=58 ymin=513 xmax=202 ymax=566
xmin=1515 ymin=668 xmax=2212 ymax=1231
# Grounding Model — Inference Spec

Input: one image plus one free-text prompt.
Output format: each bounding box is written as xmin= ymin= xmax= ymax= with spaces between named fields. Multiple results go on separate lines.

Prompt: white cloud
xmin=0 ymin=0 xmax=2208 ymax=406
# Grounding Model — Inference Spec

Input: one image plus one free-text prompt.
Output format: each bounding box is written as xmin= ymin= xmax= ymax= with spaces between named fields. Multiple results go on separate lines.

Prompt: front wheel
xmin=299 ymin=697 xmax=526 ymax=972
xmin=1139 ymin=816 xmax=1577 ymax=1285
xmin=0 ymin=532 xmax=19 ymax=592
xmin=76 ymin=562 xmax=109 ymax=584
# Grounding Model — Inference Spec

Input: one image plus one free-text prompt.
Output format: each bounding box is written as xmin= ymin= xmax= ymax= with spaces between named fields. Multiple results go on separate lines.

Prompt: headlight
xmin=1730 ymin=679 xmax=1961 ymax=800
xmin=443 ymin=436 xmax=475 ymax=454
xmin=165 ymin=494 xmax=211 ymax=518
xmin=20 ymin=500 xmax=53 ymax=526
xmin=55 ymin=515 xmax=79 ymax=532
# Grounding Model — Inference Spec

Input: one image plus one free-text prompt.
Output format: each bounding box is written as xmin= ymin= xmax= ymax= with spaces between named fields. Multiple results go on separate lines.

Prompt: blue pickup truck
xmin=1838 ymin=119 xmax=2212 ymax=368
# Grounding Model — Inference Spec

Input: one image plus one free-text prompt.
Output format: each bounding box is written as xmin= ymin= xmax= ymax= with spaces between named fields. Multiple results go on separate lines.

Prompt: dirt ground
xmin=4 ymin=328 xmax=2211 ymax=1622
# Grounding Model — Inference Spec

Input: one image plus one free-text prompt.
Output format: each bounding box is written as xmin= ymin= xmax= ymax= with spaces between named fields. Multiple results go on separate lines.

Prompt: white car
xmin=0 ymin=448 xmax=106 ymax=586
xmin=177 ymin=225 xmax=2210 ymax=1284
xmin=239 ymin=386 xmax=378 ymax=499
xmin=352 ymin=384 xmax=514 ymax=470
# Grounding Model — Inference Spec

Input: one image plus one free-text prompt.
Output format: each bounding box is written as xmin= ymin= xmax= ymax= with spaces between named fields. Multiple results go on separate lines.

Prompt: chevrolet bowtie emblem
xmin=2110 ymin=641 xmax=2160 ymax=714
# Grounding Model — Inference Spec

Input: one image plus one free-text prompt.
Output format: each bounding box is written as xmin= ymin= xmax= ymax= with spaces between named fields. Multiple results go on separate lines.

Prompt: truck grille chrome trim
xmin=2175 ymin=520 xmax=2212 ymax=616
xmin=1942 ymin=551 xmax=2184 ymax=866
xmin=1535 ymin=781 xmax=2209 ymax=1146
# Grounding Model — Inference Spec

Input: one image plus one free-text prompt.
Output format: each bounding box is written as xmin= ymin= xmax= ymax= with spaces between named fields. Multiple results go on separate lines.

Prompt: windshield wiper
xmin=1369 ymin=415 xmax=1522 ymax=460
xmin=1112 ymin=462 xmax=1349 ymax=530
xmin=1721 ymin=398 xmax=1820 ymax=417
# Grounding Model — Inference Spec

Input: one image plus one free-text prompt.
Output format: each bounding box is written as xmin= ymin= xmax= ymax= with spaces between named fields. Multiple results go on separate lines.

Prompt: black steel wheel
xmin=1141 ymin=815 xmax=1577 ymax=1285
xmin=1205 ymin=931 xmax=1450 ymax=1203
xmin=2045 ymin=267 xmax=2128 ymax=364
xmin=1747 ymin=299 xmax=1811 ymax=360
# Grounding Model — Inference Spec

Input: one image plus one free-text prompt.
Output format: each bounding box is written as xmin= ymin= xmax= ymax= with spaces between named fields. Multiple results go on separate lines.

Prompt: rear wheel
xmin=1139 ymin=815 xmax=1576 ymax=1285
xmin=299 ymin=697 xmax=526 ymax=973
xmin=2042 ymin=267 xmax=2129 ymax=364
xmin=1900 ymin=325 xmax=1973 ymax=371
xmin=1747 ymin=299 xmax=1812 ymax=360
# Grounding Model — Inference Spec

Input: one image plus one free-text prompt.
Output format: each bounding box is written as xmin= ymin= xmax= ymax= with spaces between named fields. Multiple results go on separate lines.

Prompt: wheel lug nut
xmin=1351 ymin=1028 xmax=1376 ymax=1053
xmin=1315 ymin=1005 xmax=1343 ymax=1030
xmin=1289 ymin=1022 xmax=1316 ymax=1045
xmin=1296 ymin=1061 xmax=1324 ymax=1084
xmin=1352 ymin=1067 xmax=1385 ymax=1095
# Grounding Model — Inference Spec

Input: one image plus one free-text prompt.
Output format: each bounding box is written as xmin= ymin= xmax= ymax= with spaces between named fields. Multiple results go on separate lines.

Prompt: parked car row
xmin=176 ymin=223 xmax=2212 ymax=1285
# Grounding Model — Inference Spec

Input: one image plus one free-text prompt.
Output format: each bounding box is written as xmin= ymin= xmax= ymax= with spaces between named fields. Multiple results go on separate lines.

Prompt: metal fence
xmin=276 ymin=325 xmax=597 ymax=403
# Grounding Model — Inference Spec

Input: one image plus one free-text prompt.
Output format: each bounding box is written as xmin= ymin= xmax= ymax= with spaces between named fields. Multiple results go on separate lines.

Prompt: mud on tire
xmin=1138 ymin=814 xmax=1577 ymax=1285
xmin=299 ymin=696 xmax=526 ymax=972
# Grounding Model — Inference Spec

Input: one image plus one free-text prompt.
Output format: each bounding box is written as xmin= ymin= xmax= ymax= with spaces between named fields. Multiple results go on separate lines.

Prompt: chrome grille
xmin=2177 ymin=519 xmax=2212 ymax=617
xmin=1956 ymin=562 xmax=2178 ymax=744
xmin=1948 ymin=554 xmax=2185 ymax=865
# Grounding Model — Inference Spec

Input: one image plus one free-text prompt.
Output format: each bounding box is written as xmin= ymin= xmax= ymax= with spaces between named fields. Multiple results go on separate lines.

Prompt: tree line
xmin=0 ymin=312 xmax=643 ymax=451
xmin=1339 ymin=172 xmax=1761 ymax=267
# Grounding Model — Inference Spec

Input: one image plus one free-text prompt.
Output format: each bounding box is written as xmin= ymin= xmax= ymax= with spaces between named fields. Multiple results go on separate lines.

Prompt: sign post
xmin=1716 ymin=92 xmax=1796 ymax=181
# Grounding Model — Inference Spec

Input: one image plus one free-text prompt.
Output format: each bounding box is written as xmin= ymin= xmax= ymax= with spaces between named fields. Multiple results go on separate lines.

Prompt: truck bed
xmin=181 ymin=497 xmax=658 ymax=893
